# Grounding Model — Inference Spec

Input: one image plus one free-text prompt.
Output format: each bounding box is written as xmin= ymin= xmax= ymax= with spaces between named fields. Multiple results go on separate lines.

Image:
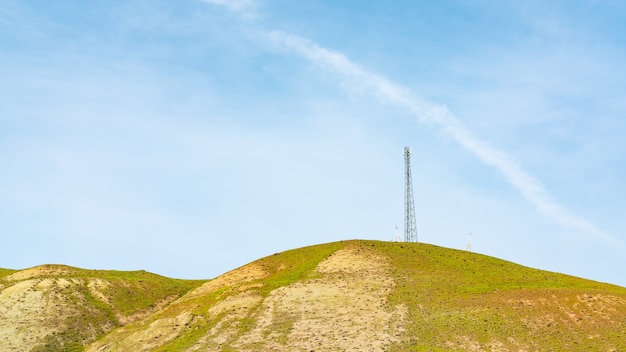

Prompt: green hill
xmin=0 ymin=264 xmax=204 ymax=351
xmin=2 ymin=240 xmax=625 ymax=351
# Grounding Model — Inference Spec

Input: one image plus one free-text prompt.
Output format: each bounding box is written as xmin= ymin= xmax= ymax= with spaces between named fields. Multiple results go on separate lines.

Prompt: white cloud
xmin=261 ymin=29 xmax=622 ymax=250
xmin=200 ymin=0 xmax=257 ymax=19
xmin=196 ymin=0 xmax=624 ymax=251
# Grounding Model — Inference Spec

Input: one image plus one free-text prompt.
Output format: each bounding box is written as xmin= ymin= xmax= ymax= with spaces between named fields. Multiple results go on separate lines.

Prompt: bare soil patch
xmin=0 ymin=278 xmax=83 ymax=352
xmin=183 ymin=262 xmax=269 ymax=301
xmin=193 ymin=244 xmax=406 ymax=351
xmin=5 ymin=265 xmax=75 ymax=282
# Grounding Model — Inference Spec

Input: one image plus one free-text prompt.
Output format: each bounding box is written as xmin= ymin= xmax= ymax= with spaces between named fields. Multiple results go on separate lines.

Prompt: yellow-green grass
xmin=2 ymin=265 xmax=206 ymax=351
xmin=370 ymin=240 xmax=626 ymax=351
xmin=84 ymin=269 xmax=205 ymax=316
xmin=9 ymin=265 xmax=205 ymax=316
xmin=0 ymin=268 xmax=16 ymax=280
xmin=151 ymin=240 xmax=626 ymax=351
xmin=0 ymin=268 xmax=16 ymax=289
xmin=253 ymin=240 xmax=345 ymax=294
xmin=5 ymin=240 xmax=626 ymax=351
xmin=151 ymin=241 xmax=346 ymax=351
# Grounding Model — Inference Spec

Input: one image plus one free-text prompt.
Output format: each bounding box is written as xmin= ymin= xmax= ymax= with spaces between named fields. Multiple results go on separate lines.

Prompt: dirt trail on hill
xmin=88 ymin=243 xmax=406 ymax=351
xmin=193 ymin=244 xmax=406 ymax=351
xmin=7 ymin=241 xmax=626 ymax=351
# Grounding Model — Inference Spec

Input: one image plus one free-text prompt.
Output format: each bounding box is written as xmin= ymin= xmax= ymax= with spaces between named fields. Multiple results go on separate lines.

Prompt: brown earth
xmin=0 ymin=276 xmax=113 ymax=351
xmin=87 ymin=244 xmax=405 ymax=351
xmin=0 ymin=265 xmax=199 ymax=351
xmin=3 ymin=240 xmax=626 ymax=351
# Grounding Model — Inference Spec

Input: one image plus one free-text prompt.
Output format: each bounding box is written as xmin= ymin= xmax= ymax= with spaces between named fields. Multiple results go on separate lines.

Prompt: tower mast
xmin=404 ymin=147 xmax=418 ymax=242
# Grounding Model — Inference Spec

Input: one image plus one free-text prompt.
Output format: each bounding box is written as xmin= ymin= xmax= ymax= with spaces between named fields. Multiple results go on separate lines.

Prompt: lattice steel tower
xmin=404 ymin=147 xmax=418 ymax=242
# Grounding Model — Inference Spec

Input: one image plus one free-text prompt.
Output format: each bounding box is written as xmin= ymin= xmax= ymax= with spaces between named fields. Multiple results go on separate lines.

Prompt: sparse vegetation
xmin=95 ymin=272 xmax=202 ymax=316
xmin=0 ymin=265 xmax=206 ymax=351
xmin=254 ymin=241 xmax=345 ymax=294
xmin=3 ymin=241 xmax=626 ymax=351
xmin=374 ymin=241 xmax=626 ymax=351
xmin=0 ymin=268 xmax=16 ymax=279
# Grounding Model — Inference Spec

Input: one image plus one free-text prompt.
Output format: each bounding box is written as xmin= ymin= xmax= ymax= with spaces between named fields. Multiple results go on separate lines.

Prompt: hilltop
xmin=2 ymin=240 xmax=625 ymax=351
xmin=0 ymin=264 xmax=204 ymax=351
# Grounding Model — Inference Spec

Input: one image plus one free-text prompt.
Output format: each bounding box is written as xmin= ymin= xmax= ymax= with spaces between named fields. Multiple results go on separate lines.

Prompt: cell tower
xmin=404 ymin=147 xmax=418 ymax=242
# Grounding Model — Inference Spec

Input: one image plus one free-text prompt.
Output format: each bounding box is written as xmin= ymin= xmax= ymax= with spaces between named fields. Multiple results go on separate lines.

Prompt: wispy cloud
xmin=200 ymin=0 xmax=257 ymax=19
xmin=201 ymin=1 xmax=623 ymax=249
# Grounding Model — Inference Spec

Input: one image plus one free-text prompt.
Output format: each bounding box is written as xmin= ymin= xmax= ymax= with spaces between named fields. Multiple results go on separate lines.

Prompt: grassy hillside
xmin=85 ymin=240 xmax=626 ymax=351
xmin=0 ymin=264 xmax=205 ymax=352
xmin=86 ymin=241 xmax=347 ymax=351
xmin=3 ymin=240 xmax=626 ymax=351
xmin=376 ymin=241 xmax=626 ymax=350
xmin=0 ymin=268 xmax=17 ymax=278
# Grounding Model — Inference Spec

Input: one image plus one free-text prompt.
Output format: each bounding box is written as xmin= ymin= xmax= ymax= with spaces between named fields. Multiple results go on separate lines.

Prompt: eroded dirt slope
xmin=0 ymin=265 xmax=201 ymax=351
xmin=4 ymin=241 xmax=626 ymax=351
xmin=87 ymin=241 xmax=405 ymax=351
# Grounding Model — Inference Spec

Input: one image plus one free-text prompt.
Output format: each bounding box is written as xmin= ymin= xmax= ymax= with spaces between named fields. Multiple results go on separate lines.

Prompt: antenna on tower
xmin=466 ymin=231 xmax=472 ymax=252
xmin=394 ymin=225 xmax=401 ymax=242
xmin=404 ymin=147 xmax=418 ymax=242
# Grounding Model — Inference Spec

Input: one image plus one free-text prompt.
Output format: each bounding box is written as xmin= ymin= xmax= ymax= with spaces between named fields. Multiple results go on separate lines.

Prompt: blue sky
xmin=1 ymin=0 xmax=625 ymax=286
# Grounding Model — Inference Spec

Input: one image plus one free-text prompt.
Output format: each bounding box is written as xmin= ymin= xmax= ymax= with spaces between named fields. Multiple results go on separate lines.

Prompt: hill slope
xmin=0 ymin=265 xmax=204 ymax=351
xmin=2 ymin=240 xmax=626 ymax=351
